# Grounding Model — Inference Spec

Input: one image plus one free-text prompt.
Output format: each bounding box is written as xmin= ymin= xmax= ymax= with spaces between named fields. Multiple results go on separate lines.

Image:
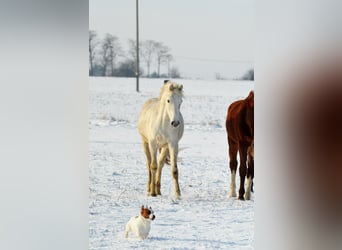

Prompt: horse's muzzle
xmin=171 ymin=121 xmax=180 ymax=127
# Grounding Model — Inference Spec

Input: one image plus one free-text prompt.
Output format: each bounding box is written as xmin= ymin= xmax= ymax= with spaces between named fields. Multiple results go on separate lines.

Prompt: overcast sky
xmin=90 ymin=0 xmax=254 ymax=80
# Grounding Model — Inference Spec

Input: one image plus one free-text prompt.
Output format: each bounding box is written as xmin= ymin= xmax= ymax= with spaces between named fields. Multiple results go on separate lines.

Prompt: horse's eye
xmin=167 ymin=99 xmax=170 ymax=103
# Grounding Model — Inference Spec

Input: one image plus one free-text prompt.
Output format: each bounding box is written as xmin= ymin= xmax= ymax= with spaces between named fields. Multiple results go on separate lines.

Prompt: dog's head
xmin=141 ymin=205 xmax=155 ymax=221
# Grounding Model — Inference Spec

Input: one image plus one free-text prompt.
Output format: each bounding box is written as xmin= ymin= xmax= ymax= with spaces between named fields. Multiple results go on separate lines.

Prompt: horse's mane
xmin=159 ymin=81 xmax=184 ymax=99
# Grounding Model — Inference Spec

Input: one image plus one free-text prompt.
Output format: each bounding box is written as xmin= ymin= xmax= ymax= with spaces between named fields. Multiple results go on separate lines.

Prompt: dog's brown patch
xmin=140 ymin=205 xmax=152 ymax=219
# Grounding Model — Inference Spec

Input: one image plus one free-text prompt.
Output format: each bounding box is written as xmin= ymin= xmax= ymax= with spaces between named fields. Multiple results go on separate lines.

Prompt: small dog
xmin=125 ymin=205 xmax=155 ymax=239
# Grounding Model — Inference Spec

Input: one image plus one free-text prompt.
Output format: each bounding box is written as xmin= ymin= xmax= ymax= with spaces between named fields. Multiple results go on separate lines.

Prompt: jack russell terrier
xmin=125 ymin=205 xmax=155 ymax=239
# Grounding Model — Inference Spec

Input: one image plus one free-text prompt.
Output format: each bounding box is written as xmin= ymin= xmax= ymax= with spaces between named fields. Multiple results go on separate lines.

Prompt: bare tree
xmin=165 ymin=54 xmax=173 ymax=78
xmin=141 ymin=40 xmax=157 ymax=77
xmin=155 ymin=42 xmax=171 ymax=77
xmin=127 ymin=39 xmax=143 ymax=64
xmin=241 ymin=68 xmax=254 ymax=81
xmin=89 ymin=30 xmax=98 ymax=76
xmin=170 ymin=66 xmax=181 ymax=78
xmin=100 ymin=34 xmax=122 ymax=76
xmin=126 ymin=39 xmax=144 ymax=76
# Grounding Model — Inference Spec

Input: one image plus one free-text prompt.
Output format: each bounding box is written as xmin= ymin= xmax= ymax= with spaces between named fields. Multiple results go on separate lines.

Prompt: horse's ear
xmin=178 ymin=84 xmax=183 ymax=91
xmin=141 ymin=205 xmax=144 ymax=210
xmin=248 ymin=91 xmax=254 ymax=108
xmin=164 ymin=80 xmax=170 ymax=84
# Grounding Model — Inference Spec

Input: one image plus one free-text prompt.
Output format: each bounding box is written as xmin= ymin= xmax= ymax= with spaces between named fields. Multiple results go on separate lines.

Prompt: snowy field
xmin=89 ymin=77 xmax=255 ymax=249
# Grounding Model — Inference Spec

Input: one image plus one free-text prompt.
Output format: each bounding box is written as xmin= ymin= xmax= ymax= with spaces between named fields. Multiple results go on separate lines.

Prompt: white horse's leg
xmin=245 ymin=177 xmax=252 ymax=200
xmin=149 ymin=142 xmax=158 ymax=196
xmin=142 ymin=141 xmax=151 ymax=194
xmin=156 ymin=147 xmax=168 ymax=195
xmin=169 ymin=143 xmax=181 ymax=198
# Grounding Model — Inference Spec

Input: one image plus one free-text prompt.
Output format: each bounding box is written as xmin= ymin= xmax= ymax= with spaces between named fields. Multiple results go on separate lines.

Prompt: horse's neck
xmin=156 ymin=100 xmax=170 ymax=123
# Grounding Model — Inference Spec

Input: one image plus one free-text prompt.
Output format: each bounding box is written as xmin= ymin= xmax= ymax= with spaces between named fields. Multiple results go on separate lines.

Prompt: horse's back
xmin=138 ymin=98 xmax=158 ymax=140
xmin=227 ymin=100 xmax=244 ymax=121
xmin=141 ymin=98 xmax=158 ymax=111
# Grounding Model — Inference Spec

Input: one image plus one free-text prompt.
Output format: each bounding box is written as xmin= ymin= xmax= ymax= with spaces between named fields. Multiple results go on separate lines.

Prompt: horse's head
xmin=160 ymin=81 xmax=183 ymax=128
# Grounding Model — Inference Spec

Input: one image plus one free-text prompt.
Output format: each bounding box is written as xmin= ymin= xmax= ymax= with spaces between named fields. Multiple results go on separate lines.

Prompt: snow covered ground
xmin=89 ymin=77 xmax=255 ymax=249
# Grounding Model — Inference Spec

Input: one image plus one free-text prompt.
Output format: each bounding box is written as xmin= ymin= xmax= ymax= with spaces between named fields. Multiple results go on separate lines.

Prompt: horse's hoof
xmin=229 ymin=192 xmax=237 ymax=198
xmin=150 ymin=193 xmax=157 ymax=197
xmin=238 ymin=196 xmax=245 ymax=201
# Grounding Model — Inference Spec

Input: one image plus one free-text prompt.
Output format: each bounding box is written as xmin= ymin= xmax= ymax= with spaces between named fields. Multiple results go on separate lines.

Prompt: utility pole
xmin=136 ymin=0 xmax=140 ymax=92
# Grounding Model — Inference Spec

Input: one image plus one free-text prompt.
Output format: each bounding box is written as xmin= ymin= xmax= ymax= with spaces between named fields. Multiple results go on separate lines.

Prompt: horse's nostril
xmin=171 ymin=121 xmax=179 ymax=127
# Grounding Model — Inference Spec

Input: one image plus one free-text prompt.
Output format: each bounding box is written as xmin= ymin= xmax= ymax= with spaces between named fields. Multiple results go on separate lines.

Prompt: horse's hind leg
xmin=238 ymin=144 xmax=248 ymax=200
xmin=142 ymin=142 xmax=152 ymax=194
xmin=156 ymin=147 xmax=168 ymax=195
xmin=169 ymin=143 xmax=181 ymax=198
xmin=245 ymin=146 xmax=254 ymax=200
xmin=228 ymin=140 xmax=238 ymax=197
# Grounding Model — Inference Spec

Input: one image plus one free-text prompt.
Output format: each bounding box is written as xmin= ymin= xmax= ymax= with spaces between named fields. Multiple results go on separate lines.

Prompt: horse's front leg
xmin=142 ymin=142 xmax=152 ymax=194
xmin=148 ymin=142 xmax=158 ymax=197
xmin=156 ymin=147 xmax=168 ymax=195
xmin=169 ymin=143 xmax=181 ymax=198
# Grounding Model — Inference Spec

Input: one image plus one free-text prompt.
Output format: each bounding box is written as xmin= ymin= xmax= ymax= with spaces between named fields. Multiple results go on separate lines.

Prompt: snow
xmin=89 ymin=77 xmax=254 ymax=249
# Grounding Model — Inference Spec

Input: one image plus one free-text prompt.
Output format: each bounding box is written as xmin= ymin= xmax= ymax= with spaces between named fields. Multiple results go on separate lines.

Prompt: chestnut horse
xmin=226 ymin=91 xmax=254 ymax=200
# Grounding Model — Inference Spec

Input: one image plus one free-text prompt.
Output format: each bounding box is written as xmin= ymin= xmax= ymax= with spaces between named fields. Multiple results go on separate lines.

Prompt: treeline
xmin=89 ymin=30 xmax=180 ymax=78
xmin=241 ymin=68 xmax=254 ymax=81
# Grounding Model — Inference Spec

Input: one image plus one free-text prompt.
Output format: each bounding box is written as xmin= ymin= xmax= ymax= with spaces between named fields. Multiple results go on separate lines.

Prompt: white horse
xmin=138 ymin=80 xmax=184 ymax=198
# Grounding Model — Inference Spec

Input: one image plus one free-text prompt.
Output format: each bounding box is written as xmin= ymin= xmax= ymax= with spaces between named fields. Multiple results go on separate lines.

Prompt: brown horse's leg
xmin=148 ymin=142 xmax=158 ymax=197
xmin=245 ymin=148 xmax=254 ymax=200
xmin=238 ymin=144 xmax=248 ymax=200
xmin=228 ymin=140 xmax=238 ymax=197
xmin=169 ymin=143 xmax=181 ymax=198
xmin=156 ymin=147 xmax=168 ymax=195
xmin=142 ymin=141 xmax=152 ymax=194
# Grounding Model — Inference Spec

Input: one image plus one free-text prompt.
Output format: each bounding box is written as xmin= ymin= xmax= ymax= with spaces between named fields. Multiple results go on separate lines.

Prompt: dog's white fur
xmin=125 ymin=207 xmax=155 ymax=239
